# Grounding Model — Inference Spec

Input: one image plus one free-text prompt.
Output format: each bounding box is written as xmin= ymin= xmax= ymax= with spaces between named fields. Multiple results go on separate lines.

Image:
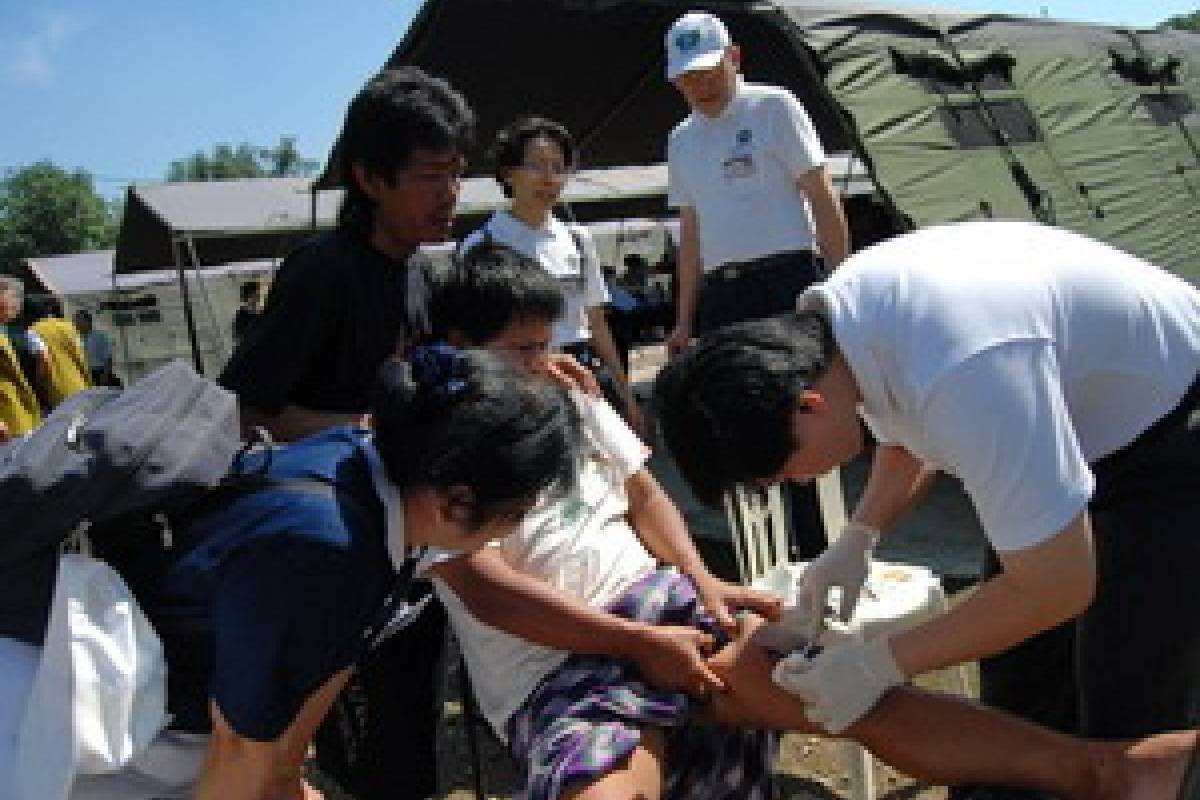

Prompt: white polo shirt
xmin=667 ymin=80 xmax=827 ymax=269
xmin=807 ymin=221 xmax=1200 ymax=552
xmin=460 ymin=212 xmax=610 ymax=348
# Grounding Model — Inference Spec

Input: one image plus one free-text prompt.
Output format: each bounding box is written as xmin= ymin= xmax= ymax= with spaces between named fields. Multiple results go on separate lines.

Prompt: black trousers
xmin=313 ymin=584 xmax=447 ymax=800
xmin=697 ymin=250 xmax=828 ymax=559
xmin=957 ymin=376 xmax=1200 ymax=799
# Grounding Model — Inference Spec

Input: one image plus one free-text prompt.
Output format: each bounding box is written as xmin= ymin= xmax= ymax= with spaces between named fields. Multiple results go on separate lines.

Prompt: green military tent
xmin=337 ymin=0 xmax=1200 ymax=280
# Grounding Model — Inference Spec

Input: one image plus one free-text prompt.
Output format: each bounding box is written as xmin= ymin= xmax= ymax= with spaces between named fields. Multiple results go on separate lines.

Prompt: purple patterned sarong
xmin=505 ymin=568 xmax=776 ymax=800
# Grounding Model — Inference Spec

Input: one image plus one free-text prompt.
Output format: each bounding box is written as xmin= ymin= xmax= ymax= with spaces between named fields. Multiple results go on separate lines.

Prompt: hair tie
xmin=410 ymin=343 xmax=470 ymax=401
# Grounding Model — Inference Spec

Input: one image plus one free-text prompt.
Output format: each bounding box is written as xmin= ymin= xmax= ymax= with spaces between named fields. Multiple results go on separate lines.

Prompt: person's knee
xmin=559 ymin=729 xmax=666 ymax=800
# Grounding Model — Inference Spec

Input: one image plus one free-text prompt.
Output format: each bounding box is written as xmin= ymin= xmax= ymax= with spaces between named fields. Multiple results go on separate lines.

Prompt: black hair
xmin=489 ymin=116 xmax=576 ymax=198
xmin=336 ymin=67 xmax=475 ymax=237
xmin=25 ymin=295 xmax=63 ymax=320
xmin=428 ymin=241 xmax=565 ymax=344
xmin=370 ymin=346 xmax=581 ymax=525
xmin=654 ymin=311 xmax=836 ymax=506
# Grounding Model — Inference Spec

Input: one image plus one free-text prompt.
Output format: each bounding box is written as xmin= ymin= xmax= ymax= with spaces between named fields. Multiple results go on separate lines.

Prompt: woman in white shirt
xmin=459 ymin=116 xmax=646 ymax=438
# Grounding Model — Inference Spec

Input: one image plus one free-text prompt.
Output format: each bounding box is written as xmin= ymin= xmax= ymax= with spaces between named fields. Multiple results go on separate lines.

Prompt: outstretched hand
xmin=692 ymin=572 xmax=783 ymax=635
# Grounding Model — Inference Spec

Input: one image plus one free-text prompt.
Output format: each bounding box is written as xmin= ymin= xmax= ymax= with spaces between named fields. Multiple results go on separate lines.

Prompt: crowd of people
xmin=1 ymin=9 xmax=1198 ymax=800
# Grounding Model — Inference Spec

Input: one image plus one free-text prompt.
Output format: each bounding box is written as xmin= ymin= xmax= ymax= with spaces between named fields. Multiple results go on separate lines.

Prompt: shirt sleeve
xmin=573 ymin=226 xmax=611 ymax=307
xmin=770 ymin=91 xmax=826 ymax=178
xmin=575 ymin=392 xmax=649 ymax=481
xmin=218 ymin=244 xmax=340 ymax=414
xmin=666 ymin=131 xmax=693 ymax=210
xmin=918 ymin=340 xmax=1094 ymax=552
xmin=208 ymin=538 xmax=363 ymax=741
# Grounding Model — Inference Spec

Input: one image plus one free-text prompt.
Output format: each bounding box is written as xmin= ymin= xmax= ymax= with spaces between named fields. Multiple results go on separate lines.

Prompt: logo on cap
xmin=675 ymin=31 xmax=703 ymax=52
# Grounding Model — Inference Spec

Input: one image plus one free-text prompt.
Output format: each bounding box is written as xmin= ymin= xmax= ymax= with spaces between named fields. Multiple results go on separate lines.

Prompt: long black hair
xmin=370 ymin=345 xmax=580 ymax=523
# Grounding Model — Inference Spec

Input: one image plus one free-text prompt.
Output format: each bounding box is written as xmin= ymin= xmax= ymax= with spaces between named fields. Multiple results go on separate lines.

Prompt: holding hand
xmin=692 ymin=572 xmax=782 ymax=635
xmin=796 ymin=521 xmax=878 ymax=639
xmin=772 ymin=637 xmax=904 ymax=734
xmin=630 ymin=623 xmax=725 ymax=699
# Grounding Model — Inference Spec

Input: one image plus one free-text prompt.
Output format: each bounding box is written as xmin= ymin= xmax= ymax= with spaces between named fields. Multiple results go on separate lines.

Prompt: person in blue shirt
xmin=101 ymin=347 xmax=581 ymax=799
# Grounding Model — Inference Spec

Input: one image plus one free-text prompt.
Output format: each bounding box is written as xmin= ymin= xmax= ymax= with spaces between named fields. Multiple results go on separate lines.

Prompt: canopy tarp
xmin=27 ymin=250 xmax=273 ymax=295
xmin=340 ymin=0 xmax=1200 ymax=281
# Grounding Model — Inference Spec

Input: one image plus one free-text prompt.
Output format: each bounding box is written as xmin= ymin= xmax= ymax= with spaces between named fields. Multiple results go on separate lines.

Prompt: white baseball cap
xmin=664 ymin=11 xmax=732 ymax=81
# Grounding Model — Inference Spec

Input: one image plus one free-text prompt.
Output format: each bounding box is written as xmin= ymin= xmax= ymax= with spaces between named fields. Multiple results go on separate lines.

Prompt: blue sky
xmin=1 ymin=0 xmax=1195 ymax=200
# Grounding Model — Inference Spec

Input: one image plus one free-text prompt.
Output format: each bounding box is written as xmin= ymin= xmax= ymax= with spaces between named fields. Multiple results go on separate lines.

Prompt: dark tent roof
xmin=325 ymin=0 xmax=1200 ymax=282
xmin=320 ymin=0 xmax=862 ymax=182
xmin=114 ymin=177 xmax=343 ymax=275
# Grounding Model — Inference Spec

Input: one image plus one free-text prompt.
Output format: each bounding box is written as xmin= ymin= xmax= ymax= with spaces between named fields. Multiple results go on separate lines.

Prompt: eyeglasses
xmin=515 ymin=162 xmax=573 ymax=177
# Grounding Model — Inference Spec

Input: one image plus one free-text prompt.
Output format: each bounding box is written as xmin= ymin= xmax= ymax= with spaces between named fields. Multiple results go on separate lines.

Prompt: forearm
xmin=586 ymin=310 xmax=635 ymax=403
xmin=851 ymin=444 xmax=933 ymax=532
xmin=798 ymin=166 xmax=850 ymax=269
xmin=674 ymin=209 xmax=702 ymax=329
xmin=891 ymin=514 xmax=1097 ymax=675
xmin=433 ymin=554 xmax=652 ymax=660
xmin=810 ymin=196 xmax=849 ymax=269
xmin=625 ymin=469 xmax=707 ymax=578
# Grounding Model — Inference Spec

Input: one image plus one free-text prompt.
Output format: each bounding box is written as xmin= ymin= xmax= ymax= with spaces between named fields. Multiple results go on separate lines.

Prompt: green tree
xmin=0 ymin=161 xmax=117 ymax=274
xmin=1160 ymin=9 xmax=1200 ymax=30
xmin=166 ymin=136 xmax=318 ymax=182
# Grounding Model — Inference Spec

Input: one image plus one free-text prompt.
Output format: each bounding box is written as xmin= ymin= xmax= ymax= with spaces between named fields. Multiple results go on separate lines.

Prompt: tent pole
xmin=172 ymin=234 xmax=205 ymax=374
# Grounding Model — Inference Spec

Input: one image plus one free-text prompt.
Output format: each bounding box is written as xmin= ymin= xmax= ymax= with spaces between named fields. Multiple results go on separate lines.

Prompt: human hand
xmin=630 ymin=623 xmax=725 ymax=698
xmin=796 ymin=522 xmax=878 ymax=639
xmin=692 ymin=572 xmax=782 ymax=635
xmin=538 ymin=352 xmax=601 ymax=396
xmin=772 ymin=637 xmax=904 ymax=734
xmin=665 ymin=323 xmax=692 ymax=357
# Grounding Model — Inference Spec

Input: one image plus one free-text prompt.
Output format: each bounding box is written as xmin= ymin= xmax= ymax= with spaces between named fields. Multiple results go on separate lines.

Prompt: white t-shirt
xmin=667 ymin=80 xmax=827 ymax=269
xmin=460 ymin=212 xmax=610 ymax=348
xmin=807 ymin=220 xmax=1200 ymax=552
xmin=434 ymin=394 xmax=656 ymax=737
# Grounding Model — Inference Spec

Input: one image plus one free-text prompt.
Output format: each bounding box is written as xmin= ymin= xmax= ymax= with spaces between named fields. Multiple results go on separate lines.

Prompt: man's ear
xmin=351 ymin=162 xmax=381 ymax=200
xmin=796 ymin=388 xmax=826 ymax=413
xmin=728 ymin=45 xmax=742 ymax=71
xmin=437 ymin=484 xmax=476 ymax=523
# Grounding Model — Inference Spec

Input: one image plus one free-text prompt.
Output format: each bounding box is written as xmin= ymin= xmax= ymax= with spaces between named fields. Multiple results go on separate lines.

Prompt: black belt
xmin=703 ymin=250 xmax=817 ymax=286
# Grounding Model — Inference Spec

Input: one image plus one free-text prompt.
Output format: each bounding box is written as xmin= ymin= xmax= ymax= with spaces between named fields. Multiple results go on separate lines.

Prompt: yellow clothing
xmin=31 ymin=317 xmax=91 ymax=406
xmin=0 ymin=331 xmax=42 ymax=438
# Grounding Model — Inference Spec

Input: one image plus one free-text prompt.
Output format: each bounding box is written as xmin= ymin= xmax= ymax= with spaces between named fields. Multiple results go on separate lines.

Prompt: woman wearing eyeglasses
xmin=459 ymin=116 xmax=647 ymax=438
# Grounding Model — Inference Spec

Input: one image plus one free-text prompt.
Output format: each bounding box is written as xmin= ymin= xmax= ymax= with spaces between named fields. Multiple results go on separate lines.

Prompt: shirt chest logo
xmin=722 ymin=128 xmax=758 ymax=181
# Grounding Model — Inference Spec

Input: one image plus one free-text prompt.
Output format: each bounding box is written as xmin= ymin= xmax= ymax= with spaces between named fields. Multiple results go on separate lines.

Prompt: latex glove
xmin=772 ymin=637 xmax=904 ymax=734
xmin=796 ymin=521 xmax=879 ymax=639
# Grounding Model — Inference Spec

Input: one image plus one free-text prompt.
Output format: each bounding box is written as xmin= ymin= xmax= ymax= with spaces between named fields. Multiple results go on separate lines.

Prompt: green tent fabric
xmin=325 ymin=0 xmax=1200 ymax=282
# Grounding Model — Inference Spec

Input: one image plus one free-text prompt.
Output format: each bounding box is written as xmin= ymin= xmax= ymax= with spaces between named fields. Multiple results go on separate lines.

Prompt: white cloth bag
xmin=12 ymin=553 xmax=169 ymax=800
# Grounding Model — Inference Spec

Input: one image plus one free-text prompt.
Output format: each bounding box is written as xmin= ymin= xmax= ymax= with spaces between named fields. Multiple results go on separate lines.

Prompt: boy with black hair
xmin=653 ymin=221 xmax=1200 ymax=748
xmin=424 ymin=241 xmax=1198 ymax=800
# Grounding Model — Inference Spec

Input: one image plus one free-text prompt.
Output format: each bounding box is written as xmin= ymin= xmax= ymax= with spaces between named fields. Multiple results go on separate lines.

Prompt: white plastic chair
xmin=723 ymin=470 xmax=968 ymax=800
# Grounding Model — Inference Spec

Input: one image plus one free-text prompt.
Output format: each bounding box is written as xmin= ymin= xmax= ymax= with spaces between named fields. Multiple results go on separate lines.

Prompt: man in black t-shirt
xmin=221 ymin=68 xmax=472 ymax=443
xmin=219 ymin=67 xmax=475 ymax=800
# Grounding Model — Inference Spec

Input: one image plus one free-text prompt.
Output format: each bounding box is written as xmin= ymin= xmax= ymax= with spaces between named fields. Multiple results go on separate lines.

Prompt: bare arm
xmin=625 ymin=468 xmax=781 ymax=631
xmin=194 ymin=668 xmax=351 ymax=800
xmin=890 ymin=511 xmax=1097 ymax=676
xmin=797 ymin=165 xmax=850 ymax=269
xmin=584 ymin=307 xmax=646 ymax=437
xmin=432 ymin=549 xmax=724 ymax=694
xmin=666 ymin=206 xmax=702 ymax=356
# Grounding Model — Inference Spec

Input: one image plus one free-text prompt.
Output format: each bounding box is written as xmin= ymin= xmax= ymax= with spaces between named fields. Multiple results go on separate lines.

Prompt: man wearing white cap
xmin=663 ymin=10 xmax=849 ymax=356
xmin=663 ymin=10 xmax=849 ymax=559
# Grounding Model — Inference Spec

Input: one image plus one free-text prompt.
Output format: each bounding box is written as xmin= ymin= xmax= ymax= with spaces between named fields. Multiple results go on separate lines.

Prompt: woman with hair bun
xmin=0 ymin=345 xmax=582 ymax=800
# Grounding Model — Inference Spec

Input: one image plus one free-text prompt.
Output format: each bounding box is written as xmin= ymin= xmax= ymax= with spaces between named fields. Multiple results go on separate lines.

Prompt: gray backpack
xmin=0 ymin=360 xmax=242 ymax=644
